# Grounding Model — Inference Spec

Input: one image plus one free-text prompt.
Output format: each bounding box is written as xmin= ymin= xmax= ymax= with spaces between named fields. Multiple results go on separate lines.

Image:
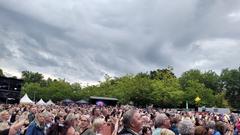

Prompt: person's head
xmin=206 ymin=120 xmax=215 ymax=134
xmin=42 ymin=111 xmax=52 ymax=124
xmin=80 ymin=115 xmax=90 ymax=129
xmin=206 ymin=120 xmax=215 ymax=129
xmin=215 ymin=121 xmax=226 ymax=135
xmin=0 ymin=110 xmax=10 ymax=121
xmin=171 ymin=114 xmax=181 ymax=124
xmin=142 ymin=126 xmax=152 ymax=135
xmin=155 ymin=113 xmax=171 ymax=129
xmin=92 ymin=107 xmax=101 ymax=117
xmin=30 ymin=107 xmax=37 ymax=114
xmin=160 ymin=128 xmax=175 ymax=135
xmin=57 ymin=112 xmax=65 ymax=124
xmin=36 ymin=113 xmax=45 ymax=125
xmin=122 ymin=109 xmax=143 ymax=133
xmin=194 ymin=126 xmax=207 ymax=135
xmin=178 ymin=119 xmax=195 ymax=135
xmin=92 ymin=117 xmax=105 ymax=133
xmin=65 ymin=113 xmax=78 ymax=128
xmin=101 ymin=108 xmax=109 ymax=116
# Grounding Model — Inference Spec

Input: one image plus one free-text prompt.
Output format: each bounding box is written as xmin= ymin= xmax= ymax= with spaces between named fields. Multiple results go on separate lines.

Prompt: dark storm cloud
xmin=0 ymin=0 xmax=240 ymax=83
xmin=0 ymin=44 xmax=12 ymax=58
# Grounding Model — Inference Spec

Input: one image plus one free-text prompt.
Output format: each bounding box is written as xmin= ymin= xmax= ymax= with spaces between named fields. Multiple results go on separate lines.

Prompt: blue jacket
xmin=26 ymin=121 xmax=45 ymax=135
xmin=213 ymin=130 xmax=221 ymax=135
xmin=171 ymin=124 xmax=179 ymax=135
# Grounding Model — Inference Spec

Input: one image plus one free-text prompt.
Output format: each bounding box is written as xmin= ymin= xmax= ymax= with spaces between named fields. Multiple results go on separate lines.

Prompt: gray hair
xmin=92 ymin=117 xmax=105 ymax=132
xmin=154 ymin=113 xmax=168 ymax=128
xmin=206 ymin=120 xmax=215 ymax=129
xmin=178 ymin=119 xmax=195 ymax=135
xmin=65 ymin=113 xmax=78 ymax=121
xmin=160 ymin=128 xmax=175 ymax=135
xmin=122 ymin=109 xmax=136 ymax=128
xmin=81 ymin=115 xmax=91 ymax=122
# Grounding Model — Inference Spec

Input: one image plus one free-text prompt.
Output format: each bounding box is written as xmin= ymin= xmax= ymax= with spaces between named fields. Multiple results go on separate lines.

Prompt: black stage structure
xmin=89 ymin=96 xmax=118 ymax=106
xmin=0 ymin=77 xmax=23 ymax=103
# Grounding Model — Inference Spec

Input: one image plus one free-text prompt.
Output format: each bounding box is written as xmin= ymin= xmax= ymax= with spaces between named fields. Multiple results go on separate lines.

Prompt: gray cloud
xmin=0 ymin=0 xmax=240 ymax=84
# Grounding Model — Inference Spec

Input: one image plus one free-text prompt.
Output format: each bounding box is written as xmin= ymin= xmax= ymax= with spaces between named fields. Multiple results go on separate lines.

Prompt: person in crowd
xmin=79 ymin=115 xmax=91 ymax=135
xmin=55 ymin=111 xmax=65 ymax=125
xmin=206 ymin=120 xmax=216 ymax=135
xmin=0 ymin=110 xmax=11 ymax=131
xmin=170 ymin=114 xmax=181 ymax=135
xmin=178 ymin=119 xmax=195 ymax=135
xmin=0 ymin=117 xmax=29 ymax=135
xmin=43 ymin=111 xmax=53 ymax=135
xmin=65 ymin=113 xmax=79 ymax=135
xmin=64 ymin=120 xmax=78 ymax=135
xmin=194 ymin=126 xmax=207 ymax=135
xmin=142 ymin=126 xmax=152 ymax=135
xmin=93 ymin=117 xmax=106 ymax=135
xmin=28 ymin=106 xmax=37 ymax=123
xmin=91 ymin=107 xmax=101 ymax=122
xmin=26 ymin=112 xmax=45 ymax=135
xmin=10 ymin=109 xmax=18 ymax=123
xmin=234 ymin=118 xmax=240 ymax=135
xmin=160 ymin=128 xmax=175 ymax=135
xmin=152 ymin=113 xmax=171 ymax=135
xmin=1 ymin=103 xmax=240 ymax=135
xmin=14 ymin=111 xmax=29 ymax=135
xmin=214 ymin=121 xmax=226 ymax=135
xmin=118 ymin=109 xmax=143 ymax=135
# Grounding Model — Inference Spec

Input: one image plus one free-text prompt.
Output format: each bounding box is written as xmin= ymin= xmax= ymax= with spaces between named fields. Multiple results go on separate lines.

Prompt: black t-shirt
xmin=0 ymin=128 xmax=10 ymax=135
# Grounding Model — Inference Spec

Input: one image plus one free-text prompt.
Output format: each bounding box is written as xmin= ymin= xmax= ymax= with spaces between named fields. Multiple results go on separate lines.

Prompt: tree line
xmin=0 ymin=67 xmax=240 ymax=109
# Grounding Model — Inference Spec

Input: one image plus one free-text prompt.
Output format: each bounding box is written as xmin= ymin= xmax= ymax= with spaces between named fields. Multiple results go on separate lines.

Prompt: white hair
xmin=178 ymin=119 xmax=195 ymax=135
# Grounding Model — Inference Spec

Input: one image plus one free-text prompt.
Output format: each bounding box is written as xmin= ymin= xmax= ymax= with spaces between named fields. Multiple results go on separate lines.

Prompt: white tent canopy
xmin=36 ymin=99 xmax=46 ymax=105
xmin=20 ymin=94 xmax=34 ymax=104
xmin=46 ymin=100 xmax=55 ymax=105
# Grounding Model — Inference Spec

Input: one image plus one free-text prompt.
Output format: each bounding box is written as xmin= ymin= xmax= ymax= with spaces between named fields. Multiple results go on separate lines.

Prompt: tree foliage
xmin=220 ymin=68 xmax=240 ymax=108
xmin=1 ymin=67 xmax=238 ymax=108
xmin=22 ymin=71 xmax=44 ymax=84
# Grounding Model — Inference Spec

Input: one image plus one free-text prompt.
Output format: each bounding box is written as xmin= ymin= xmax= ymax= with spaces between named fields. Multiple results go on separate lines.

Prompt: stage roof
xmin=90 ymin=96 xmax=118 ymax=101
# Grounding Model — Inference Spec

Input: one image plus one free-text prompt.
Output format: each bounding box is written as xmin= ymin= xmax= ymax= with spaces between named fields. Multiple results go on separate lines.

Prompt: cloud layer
xmin=0 ymin=0 xmax=240 ymax=84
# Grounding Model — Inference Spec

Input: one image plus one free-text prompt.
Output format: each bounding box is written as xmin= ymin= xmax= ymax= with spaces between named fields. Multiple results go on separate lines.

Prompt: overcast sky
xmin=0 ymin=0 xmax=240 ymax=84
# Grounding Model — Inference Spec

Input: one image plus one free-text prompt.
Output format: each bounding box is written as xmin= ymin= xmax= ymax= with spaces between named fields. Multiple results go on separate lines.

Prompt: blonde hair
xmin=92 ymin=117 xmax=105 ymax=132
xmin=160 ymin=128 xmax=175 ymax=135
xmin=0 ymin=110 xmax=9 ymax=120
xmin=0 ymin=110 xmax=10 ymax=131
xmin=0 ymin=110 xmax=9 ymax=115
xmin=65 ymin=113 xmax=78 ymax=121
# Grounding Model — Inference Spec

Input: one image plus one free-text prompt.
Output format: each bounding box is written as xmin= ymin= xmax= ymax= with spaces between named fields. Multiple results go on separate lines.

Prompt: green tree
xmin=22 ymin=71 xmax=44 ymax=84
xmin=214 ymin=92 xmax=229 ymax=108
xmin=149 ymin=67 xmax=176 ymax=80
xmin=128 ymin=76 xmax=153 ymax=106
xmin=202 ymin=70 xmax=220 ymax=93
xmin=151 ymin=78 xmax=184 ymax=107
xmin=179 ymin=69 xmax=203 ymax=89
xmin=220 ymin=68 xmax=240 ymax=108
xmin=21 ymin=83 xmax=42 ymax=102
xmin=183 ymin=80 xmax=215 ymax=107
xmin=180 ymin=69 xmax=220 ymax=93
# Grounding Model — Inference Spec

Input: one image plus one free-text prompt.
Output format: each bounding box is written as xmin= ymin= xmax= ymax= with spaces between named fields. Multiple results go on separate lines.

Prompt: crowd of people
xmin=0 ymin=103 xmax=239 ymax=135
